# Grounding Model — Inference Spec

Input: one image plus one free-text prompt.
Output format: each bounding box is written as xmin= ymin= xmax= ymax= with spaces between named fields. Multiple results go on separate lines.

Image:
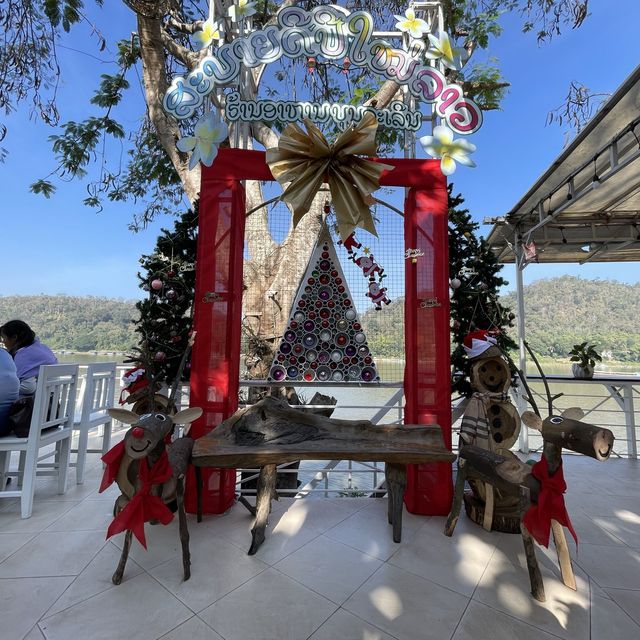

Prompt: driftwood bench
xmin=192 ymin=396 xmax=455 ymax=554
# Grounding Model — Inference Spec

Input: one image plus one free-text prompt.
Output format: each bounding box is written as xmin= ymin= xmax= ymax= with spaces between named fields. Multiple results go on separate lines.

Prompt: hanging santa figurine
xmin=355 ymin=254 xmax=385 ymax=281
xmin=462 ymin=329 xmax=500 ymax=360
xmin=338 ymin=232 xmax=362 ymax=257
xmin=366 ymin=281 xmax=391 ymax=310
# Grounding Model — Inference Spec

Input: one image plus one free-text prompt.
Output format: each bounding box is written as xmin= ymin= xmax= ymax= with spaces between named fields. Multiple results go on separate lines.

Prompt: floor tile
xmin=24 ymin=625 xmax=46 ymax=640
xmin=567 ymin=512 xmax=626 ymax=546
xmin=604 ymin=588 xmax=640 ymax=626
xmin=45 ymin=498 xmax=115 ymax=532
xmin=199 ymin=568 xmax=337 ymax=640
xmin=158 ymin=616 xmax=224 ymax=640
xmin=0 ymin=500 xmax=79 ymax=533
xmin=308 ymin=608 xmax=396 ymax=640
xmin=473 ymin=532 xmax=590 ymax=640
xmin=591 ymin=513 xmax=640 ymax=547
xmin=39 ymin=573 xmax=192 ymax=640
xmin=389 ymin=516 xmax=497 ymax=596
xmin=275 ymin=535 xmax=383 ymax=604
xmin=0 ymin=531 xmax=36 ymax=562
xmin=342 ymin=563 xmax=469 ymax=640
xmin=451 ymin=600 xmax=560 ymax=640
xmin=0 ymin=530 xmax=107 ymax=578
xmin=149 ymin=535 xmax=269 ymax=612
xmin=325 ymin=503 xmax=423 ymax=561
xmin=573 ymin=543 xmax=640 ymax=589
xmin=45 ymin=542 xmax=145 ymax=617
xmin=275 ymin=497 xmax=357 ymax=534
xmin=1 ymin=576 xmax=73 ymax=640
xmin=591 ymin=593 xmax=640 ymax=640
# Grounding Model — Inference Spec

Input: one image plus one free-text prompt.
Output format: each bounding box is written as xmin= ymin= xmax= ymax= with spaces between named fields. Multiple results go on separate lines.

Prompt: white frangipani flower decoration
xmin=425 ymin=30 xmax=466 ymax=70
xmin=394 ymin=8 xmax=430 ymax=39
xmin=419 ymin=125 xmax=476 ymax=176
xmin=192 ymin=19 xmax=222 ymax=50
xmin=228 ymin=0 xmax=257 ymax=22
xmin=176 ymin=110 xmax=228 ymax=170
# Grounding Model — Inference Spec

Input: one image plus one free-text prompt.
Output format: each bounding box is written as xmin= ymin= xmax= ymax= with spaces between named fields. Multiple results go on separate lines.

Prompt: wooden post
xmin=386 ymin=463 xmax=407 ymax=543
xmin=176 ymin=477 xmax=191 ymax=581
xmin=249 ymin=464 xmax=277 ymax=555
xmin=519 ymin=486 xmax=545 ymax=602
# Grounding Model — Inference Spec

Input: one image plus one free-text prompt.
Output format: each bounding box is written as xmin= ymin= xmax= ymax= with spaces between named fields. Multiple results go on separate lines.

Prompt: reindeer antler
xmin=168 ymin=331 xmax=196 ymax=414
xmin=523 ymin=341 xmax=563 ymax=417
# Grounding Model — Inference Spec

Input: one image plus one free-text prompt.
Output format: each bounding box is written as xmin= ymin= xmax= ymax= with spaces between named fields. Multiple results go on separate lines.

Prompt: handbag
xmin=6 ymin=396 xmax=35 ymax=438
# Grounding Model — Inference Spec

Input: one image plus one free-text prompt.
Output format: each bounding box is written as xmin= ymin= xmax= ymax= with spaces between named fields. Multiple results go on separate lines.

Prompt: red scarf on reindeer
xmin=523 ymin=459 xmax=577 ymax=548
xmin=99 ymin=442 xmax=174 ymax=548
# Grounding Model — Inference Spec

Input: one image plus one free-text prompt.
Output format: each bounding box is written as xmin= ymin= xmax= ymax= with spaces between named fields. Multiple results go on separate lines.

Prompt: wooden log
xmin=551 ymin=520 xmax=576 ymax=590
xmin=176 ymin=477 xmax=191 ymax=581
xmin=249 ymin=464 xmax=277 ymax=555
xmin=192 ymin=397 xmax=454 ymax=468
xmin=444 ymin=459 xmax=467 ymax=537
xmin=519 ymin=486 xmax=545 ymax=602
xmin=463 ymin=493 xmax=522 ymax=533
xmin=541 ymin=420 xmax=614 ymax=461
xmin=112 ymin=529 xmax=132 ymax=586
xmin=483 ymin=483 xmax=494 ymax=532
xmin=385 ymin=463 xmax=406 ymax=543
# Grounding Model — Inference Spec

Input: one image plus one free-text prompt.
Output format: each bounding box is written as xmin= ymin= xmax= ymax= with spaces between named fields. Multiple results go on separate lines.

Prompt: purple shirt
xmin=13 ymin=340 xmax=58 ymax=380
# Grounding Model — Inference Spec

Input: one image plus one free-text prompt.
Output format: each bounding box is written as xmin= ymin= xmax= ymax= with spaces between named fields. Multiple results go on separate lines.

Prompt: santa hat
xmin=463 ymin=330 xmax=498 ymax=359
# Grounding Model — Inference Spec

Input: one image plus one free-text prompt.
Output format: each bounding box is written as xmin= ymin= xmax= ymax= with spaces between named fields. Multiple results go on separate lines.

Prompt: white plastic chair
xmin=0 ymin=364 xmax=79 ymax=518
xmin=72 ymin=362 xmax=117 ymax=484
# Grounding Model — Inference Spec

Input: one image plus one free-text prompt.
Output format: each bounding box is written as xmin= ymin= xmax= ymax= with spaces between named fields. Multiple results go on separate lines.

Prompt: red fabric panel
xmin=187 ymin=180 xmax=246 ymax=514
xmin=202 ymin=148 xmax=445 ymax=189
xmin=403 ymin=186 xmax=452 ymax=515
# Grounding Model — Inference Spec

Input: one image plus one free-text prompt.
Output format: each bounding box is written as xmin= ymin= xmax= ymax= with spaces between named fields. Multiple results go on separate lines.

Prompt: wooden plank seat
xmin=191 ymin=396 xmax=455 ymax=554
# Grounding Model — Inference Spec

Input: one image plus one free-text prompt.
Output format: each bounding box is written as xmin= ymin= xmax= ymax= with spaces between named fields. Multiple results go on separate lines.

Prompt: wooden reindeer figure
xmin=445 ymin=345 xmax=614 ymax=602
xmin=100 ymin=405 xmax=202 ymax=584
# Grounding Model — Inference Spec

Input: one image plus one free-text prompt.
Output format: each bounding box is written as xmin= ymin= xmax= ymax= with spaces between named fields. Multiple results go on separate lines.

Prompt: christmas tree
xmin=268 ymin=230 xmax=380 ymax=383
xmin=129 ymin=204 xmax=198 ymax=393
xmin=448 ymin=186 xmax=517 ymax=396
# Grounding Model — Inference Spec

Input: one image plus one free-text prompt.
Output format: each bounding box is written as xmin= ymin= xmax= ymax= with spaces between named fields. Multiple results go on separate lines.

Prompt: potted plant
xmin=569 ymin=342 xmax=602 ymax=379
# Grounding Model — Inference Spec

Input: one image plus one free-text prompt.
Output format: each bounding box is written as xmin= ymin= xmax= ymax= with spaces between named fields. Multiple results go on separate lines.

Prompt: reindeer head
xmin=108 ymin=407 xmax=203 ymax=460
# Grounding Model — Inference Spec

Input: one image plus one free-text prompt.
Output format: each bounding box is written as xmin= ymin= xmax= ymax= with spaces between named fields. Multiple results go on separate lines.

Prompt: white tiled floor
xmin=1 ymin=448 xmax=639 ymax=640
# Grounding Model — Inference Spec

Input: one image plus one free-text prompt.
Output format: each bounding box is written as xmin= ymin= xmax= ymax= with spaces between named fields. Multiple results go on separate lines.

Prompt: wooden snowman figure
xmin=459 ymin=330 xmax=523 ymax=532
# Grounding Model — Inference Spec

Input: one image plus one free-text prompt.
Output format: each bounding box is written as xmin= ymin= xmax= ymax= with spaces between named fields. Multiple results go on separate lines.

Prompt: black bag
xmin=5 ymin=396 xmax=35 ymax=438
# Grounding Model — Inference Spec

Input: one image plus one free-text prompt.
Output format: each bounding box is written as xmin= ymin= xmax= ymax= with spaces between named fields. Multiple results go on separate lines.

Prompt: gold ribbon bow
xmin=265 ymin=113 xmax=392 ymax=242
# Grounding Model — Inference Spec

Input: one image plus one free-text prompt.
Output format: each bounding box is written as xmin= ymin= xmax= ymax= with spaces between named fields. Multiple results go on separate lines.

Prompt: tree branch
xmin=160 ymin=27 xmax=199 ymax=69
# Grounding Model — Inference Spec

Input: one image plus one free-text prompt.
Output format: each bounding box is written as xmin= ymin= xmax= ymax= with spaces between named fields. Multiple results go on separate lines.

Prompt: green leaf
xmin=30 ymin=179 xmax=56 ymax=198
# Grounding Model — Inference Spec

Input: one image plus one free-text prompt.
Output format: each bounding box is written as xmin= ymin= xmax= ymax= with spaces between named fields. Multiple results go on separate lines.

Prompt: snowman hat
xmin=463 ymin=330 xmax=499 ymax=359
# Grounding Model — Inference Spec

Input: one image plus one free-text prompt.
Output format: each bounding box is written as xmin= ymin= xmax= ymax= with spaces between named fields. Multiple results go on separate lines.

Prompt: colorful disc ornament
xmin=268 ymin=232 xmax=380 ymax=383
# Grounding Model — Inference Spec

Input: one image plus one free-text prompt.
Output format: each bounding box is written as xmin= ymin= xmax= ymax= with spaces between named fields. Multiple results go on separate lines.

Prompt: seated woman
xmin=0 ymin=348 xmax=20 ymax=436
xmin=0 ymin=320 xmax=58 ymax=396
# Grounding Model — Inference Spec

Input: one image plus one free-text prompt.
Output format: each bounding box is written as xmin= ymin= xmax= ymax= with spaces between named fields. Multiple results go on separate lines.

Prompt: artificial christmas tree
xmin=448 ymin=186 xmax=516 ymax=396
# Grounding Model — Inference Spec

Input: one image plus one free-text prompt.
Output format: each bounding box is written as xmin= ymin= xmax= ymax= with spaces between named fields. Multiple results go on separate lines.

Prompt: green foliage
xmin=360 ymin=299 xmax=404 ymax=358
xmin=500 ymin=276 xmax=640 ymax=362
xmin=130 ymin=204 xmax=198 ymax=385
xmin=0 ymin=294 xmax=137 ymax=351
xmin=448 ymin=185 xmax=516 ymax=395
xmin=569 ymin=341 xmax=602 ymax=369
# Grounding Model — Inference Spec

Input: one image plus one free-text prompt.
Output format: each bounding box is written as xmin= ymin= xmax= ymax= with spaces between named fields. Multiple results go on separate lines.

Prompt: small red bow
xmin=100 ymin=443 xmax=174 ymax=548
xmin=523 ymin=459 xmax=577 ymax=548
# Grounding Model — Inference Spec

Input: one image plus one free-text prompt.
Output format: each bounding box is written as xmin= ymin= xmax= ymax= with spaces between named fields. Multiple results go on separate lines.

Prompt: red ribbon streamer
xmin=99 ymin=441 xmax=125 ymax=493
xmin=523 ymin=459 xmax=578 ymax=548
xmin=100 ymin=444 xmax=174 ymax=549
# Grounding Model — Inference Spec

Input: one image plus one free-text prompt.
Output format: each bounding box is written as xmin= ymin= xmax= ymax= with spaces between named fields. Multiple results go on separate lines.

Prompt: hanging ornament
xmin=338 ymin=232 xmax=362 ymax=257
xmin=171 ymin=335 xmax=183 ymax=344
xmin=450 ymin=278 xmax=461 ymax=289
xmin=354 ymin=254 xmax=385 ymax=281
xmin=154 ymin=351 xmax=167 ymax=363
xmin=508 ymin=312 xmax=516 ymax=320
xmin=366 ymin=281 xmax=391 ymax=311
xmin=307 ymin=56 xmax=316 ymax=73
xmin=167 ymin=270 xmax=176 ymax=278
xmin=166 ymin=289 xmax=178 ymax=301
xmin=342 ymin=56 xmax=351 ymax=74
xmin=151 ymin=279 xmax=163 ymax=291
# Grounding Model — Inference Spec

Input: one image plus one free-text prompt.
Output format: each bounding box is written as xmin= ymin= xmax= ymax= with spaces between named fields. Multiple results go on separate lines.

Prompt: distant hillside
xmin=500 ymin=276 xmax=640 ymax=362
xmin=0 ymin=295 xmax=138 ymax=352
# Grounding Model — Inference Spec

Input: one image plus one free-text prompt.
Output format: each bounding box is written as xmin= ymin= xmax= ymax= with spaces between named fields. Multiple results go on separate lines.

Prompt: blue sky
xmin=1 ymin=1 xmax=639 ymax=301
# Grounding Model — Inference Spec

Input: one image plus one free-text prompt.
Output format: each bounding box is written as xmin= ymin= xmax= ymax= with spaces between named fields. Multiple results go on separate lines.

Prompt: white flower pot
xmin=572 ymin=363 xmax=594 ymax=379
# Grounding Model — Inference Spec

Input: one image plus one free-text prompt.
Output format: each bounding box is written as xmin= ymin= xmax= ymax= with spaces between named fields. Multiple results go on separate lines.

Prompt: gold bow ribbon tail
xmin=265 ymin=113 xmax=393 ymax=243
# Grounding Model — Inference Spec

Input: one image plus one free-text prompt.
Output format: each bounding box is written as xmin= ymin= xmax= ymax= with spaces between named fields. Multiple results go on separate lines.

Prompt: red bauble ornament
xmin=167 ymin=270 xmax=176 ymax=278
xmin=154 ymin=351 xmax=166 ymax=362
xmin=151 ymin=279 xmax=163 ymax=290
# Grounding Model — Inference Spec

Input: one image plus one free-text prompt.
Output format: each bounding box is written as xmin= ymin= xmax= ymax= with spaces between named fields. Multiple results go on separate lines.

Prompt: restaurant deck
xmin=1 ymin=434 xmax=639 ymax=640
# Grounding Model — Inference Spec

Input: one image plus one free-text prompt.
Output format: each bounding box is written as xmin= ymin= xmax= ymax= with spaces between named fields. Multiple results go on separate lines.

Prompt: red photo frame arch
xmin=185 ymin=148 xmax=452 ymax=515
